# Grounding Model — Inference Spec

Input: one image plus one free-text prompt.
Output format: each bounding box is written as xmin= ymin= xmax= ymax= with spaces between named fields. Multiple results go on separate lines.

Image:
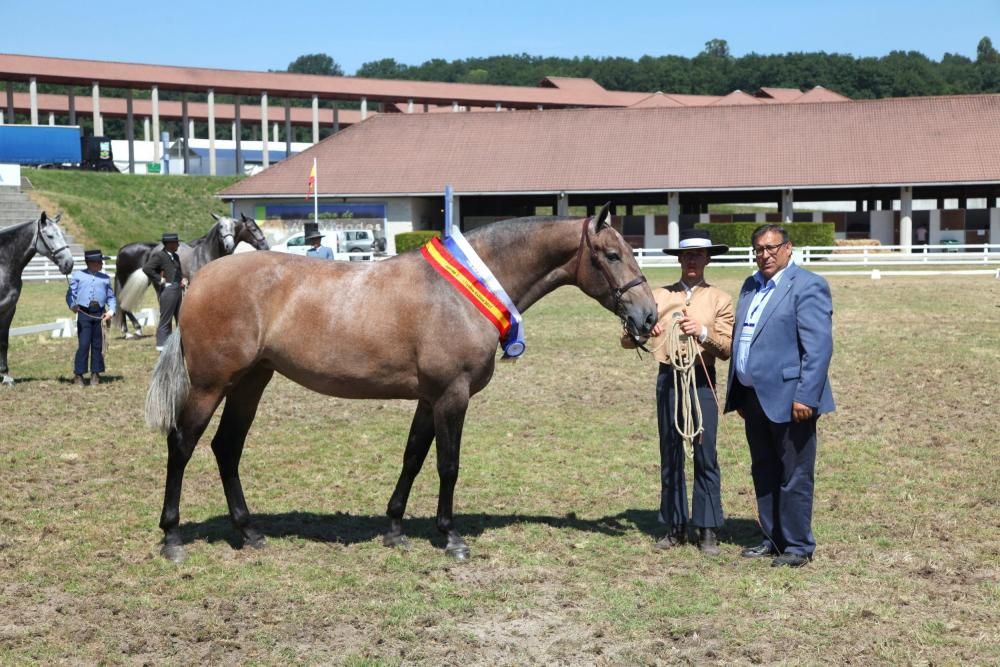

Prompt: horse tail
xmin=118 ymin=270 xmax=150 ymax=314
xmin=145 ymin=329 xmax=190 ymax=434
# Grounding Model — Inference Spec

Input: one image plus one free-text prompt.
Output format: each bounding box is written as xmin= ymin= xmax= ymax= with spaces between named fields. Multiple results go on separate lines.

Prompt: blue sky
xmin=4 ymin=0 xmax=997 ymax=75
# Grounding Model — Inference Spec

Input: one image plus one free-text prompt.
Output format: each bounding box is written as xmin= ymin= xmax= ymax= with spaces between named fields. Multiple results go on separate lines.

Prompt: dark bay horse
xmin=113 ymin=214 xmax=268 ymax=334
xmin=145 ymin=205 xmax=656 ymax=562
xmin=0 ymin=213 xmax=75 ymax=385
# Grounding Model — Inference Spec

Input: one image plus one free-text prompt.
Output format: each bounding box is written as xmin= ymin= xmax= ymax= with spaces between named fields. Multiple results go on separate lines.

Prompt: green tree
xmin=702 ymin=39 xmax=731 ymax=59
xmin=976 ymin=36 xmax=999 ymax=64
xmin=287 ymin=53 xmax=343 ymax=76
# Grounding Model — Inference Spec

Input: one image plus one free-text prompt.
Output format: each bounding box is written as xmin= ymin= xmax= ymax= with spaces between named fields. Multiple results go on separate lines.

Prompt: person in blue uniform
xmin=304 ymin=223 xmax=333 ymax=259
xmin=66 ymin=249 xmax=116 ymax=386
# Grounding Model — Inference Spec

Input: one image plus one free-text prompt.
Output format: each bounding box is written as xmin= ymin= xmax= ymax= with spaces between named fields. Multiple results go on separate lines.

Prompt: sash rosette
xmin=420 ymin=231 xmax=525 ymax=359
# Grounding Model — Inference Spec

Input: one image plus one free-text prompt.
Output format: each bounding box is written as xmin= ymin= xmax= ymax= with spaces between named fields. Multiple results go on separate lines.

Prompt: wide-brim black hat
xmin=662 ymin=229 xmax=729 ymax=256
xmin=161 ymin=232 xmax=180 ymax=243
xmin=303 ymin=223 xmax=324 ymax=241
xmin=83 ymin=249 xmax=110 ymax=262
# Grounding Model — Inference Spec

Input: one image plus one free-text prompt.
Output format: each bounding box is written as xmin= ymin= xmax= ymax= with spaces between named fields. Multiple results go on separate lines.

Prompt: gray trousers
xmin=155 ymin=284 xmax=183 ymax=346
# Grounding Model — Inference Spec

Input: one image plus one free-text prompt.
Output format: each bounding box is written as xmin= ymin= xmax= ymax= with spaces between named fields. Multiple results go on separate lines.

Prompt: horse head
xmin=35 ymin=212 xmax=74 ymax=275
xmin=575 ymin=203 xmax=656 ymax=340
xmin=236 ymin=213 xmax=270 ymax=250
xmin=210 ymin=213 xmax=237 ymax=254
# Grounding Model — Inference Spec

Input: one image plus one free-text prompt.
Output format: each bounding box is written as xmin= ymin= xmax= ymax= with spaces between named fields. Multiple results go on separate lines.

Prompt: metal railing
xmin=634 ymin=243 xmax=1000 ymax=268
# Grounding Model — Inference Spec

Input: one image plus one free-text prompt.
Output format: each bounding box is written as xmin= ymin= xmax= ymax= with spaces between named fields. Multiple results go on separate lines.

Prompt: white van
xmin=334 ymin=229 xmax=375 ymax=253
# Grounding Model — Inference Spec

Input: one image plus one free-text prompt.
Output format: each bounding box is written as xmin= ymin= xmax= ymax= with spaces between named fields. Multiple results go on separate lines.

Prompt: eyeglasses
xmin=752 ymin=241 xmax=788 ymax=257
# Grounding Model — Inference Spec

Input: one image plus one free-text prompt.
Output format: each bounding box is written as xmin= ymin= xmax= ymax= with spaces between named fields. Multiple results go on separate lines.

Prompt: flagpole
xmin=312 ymin=157 xmax=319 ymax=225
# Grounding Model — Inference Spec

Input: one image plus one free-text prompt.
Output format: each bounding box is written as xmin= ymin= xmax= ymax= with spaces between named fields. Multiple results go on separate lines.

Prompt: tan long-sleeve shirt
xmin=622 ymin=281 xmax=734 ymax=367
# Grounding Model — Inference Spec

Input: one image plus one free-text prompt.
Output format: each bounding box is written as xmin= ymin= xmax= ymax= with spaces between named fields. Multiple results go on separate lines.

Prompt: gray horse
xmin=0 ymin=212 xmax=75 ymax=385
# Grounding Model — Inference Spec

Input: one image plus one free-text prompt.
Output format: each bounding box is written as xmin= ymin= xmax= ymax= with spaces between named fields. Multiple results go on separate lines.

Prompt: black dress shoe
xmin=740 ymin=543 xmax=777 ymax=558
xmin=653 ymin=526 xmax=686 ymax=550
xmin=771 ymin=553 xmax=811 ymax=568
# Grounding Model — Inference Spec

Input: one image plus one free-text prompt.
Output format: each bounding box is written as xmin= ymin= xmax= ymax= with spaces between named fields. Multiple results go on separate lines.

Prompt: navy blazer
xmin=724 ymin=263 xmax=835 ymax=423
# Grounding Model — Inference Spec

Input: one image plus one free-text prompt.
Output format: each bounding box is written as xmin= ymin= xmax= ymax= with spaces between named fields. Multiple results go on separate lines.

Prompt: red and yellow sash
xmin=420 ymin=237 xmax=512 ymax=338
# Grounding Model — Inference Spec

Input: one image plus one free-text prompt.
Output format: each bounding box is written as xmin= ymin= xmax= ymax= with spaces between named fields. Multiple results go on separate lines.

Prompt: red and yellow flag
xmin=306 ymin=163 xmax=316 ymax=198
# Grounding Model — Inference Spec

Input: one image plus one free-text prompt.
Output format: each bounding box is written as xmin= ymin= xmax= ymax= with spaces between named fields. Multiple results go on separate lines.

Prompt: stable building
xmin=218 ymin=93 xmax=1000 ymax=253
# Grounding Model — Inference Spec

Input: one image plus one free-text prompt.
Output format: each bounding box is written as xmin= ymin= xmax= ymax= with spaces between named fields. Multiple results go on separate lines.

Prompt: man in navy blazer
xmin=724 ymin=224 xmax=835 ymax=568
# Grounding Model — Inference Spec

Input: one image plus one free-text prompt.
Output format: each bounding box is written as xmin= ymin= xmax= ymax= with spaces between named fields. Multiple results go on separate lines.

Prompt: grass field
xmin=1 ymin=267 xmax=998 ymax=665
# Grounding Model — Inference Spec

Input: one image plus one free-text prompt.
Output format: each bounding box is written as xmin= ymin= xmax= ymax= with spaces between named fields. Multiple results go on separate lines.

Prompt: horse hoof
xmin=383 ymin=532 xmax=410 ymax=549
xmin=1 ymin=376 xmax=14 ymax=387
xmin=445 ymin=544 xmax=470 ymax=560
xmin=245 ymin=535 xmax=266 ymax=550
xmin=161 ymin=544 xmax=187 ymax=563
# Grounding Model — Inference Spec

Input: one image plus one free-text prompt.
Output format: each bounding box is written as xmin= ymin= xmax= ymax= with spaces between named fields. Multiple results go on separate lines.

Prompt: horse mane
xmin=0 ymin=220 xmax=34 ymax=240
xmin=466 ymin=216 xmax=575 ymax=246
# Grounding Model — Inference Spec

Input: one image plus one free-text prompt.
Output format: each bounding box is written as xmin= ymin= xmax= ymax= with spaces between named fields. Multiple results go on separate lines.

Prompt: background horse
xmin=145 ymin=204 xmax=657 ymax=562
xmin=0 ymin=212 xmax=74 ymax=385
xmin=113 ymin=214 xmax=268 ymax=335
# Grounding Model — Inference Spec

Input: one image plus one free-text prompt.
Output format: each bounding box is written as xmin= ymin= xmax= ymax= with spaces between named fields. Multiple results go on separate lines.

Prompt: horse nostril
xmin=644 ymin=312 xmax=656 ymax=333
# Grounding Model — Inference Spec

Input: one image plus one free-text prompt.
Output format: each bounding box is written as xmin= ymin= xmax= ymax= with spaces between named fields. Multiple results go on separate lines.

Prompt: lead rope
xmin=666 ymin=312 xmax=703 ymax=459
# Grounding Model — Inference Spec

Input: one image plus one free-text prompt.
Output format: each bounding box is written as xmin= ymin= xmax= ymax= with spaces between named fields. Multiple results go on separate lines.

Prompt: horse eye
xmin=605 ymin=251 xmax=621 ymax=262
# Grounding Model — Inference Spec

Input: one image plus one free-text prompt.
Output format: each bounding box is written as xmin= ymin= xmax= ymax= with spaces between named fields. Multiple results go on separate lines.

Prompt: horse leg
xmin=384 ymin=399 xmax=436 ymax=549
xmin=433 ymin=386 xmax=471 ymax=560
xmin=159 ymin=386 xmax=225 ymax=562
xmin=210 ymin=366 xmax=273 ymax=550
xmin=0 ymin=307 xmax=15 ymax=386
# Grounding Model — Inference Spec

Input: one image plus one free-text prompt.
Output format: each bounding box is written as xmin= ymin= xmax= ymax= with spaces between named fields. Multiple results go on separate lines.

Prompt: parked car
xmin=939 ymin=238 xmax=961 ymax=253
xmin=271 ymin=232 xmax=310 ymax=255
xmin=271 ymin=229 xmax=375 ymax=260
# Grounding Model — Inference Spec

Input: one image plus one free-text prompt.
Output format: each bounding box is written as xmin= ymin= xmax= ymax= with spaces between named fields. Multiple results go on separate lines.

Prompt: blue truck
xmin=0 ymin=125 xmax=117 ymax=171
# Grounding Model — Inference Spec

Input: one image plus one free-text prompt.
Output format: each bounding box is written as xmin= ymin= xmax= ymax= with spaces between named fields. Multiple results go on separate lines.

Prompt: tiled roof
xmin=220 ymin=94 xmax=1000 ymax=198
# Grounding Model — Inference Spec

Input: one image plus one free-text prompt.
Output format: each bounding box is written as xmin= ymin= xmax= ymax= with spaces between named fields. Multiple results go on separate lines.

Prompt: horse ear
xmin=211 ymin=213 xmax=221 ymax=222
xmin=240 ymin=213 xmax=249 ymax=222
xmin=595 ymin=202 xmax=612 ymax=231
xmin=52 ymin=213 xmax=61 ymax=225
xmin=39 ymin=211 xmax=48 ymax=224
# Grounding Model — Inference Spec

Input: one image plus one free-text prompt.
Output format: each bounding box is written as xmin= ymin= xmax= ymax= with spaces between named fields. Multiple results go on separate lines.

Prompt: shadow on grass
xmin=176 ymin=509 xmax=767 ymax=552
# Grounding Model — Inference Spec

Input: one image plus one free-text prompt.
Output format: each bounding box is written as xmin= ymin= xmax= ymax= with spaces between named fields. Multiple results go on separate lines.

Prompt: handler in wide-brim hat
xmin=142 ymin=231 xmax=187 ymax=351
xmin=304 ymin=222 xmax=334 ymax=260
xmin=624 ymin=227 xmax=734 ymax=555
xmin=66 ymin=249 xmax=116 ymax=386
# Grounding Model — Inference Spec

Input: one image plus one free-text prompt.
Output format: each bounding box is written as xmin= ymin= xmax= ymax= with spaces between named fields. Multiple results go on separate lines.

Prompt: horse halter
xmin=576 ymin=216 xmax=647 ymax=314
xmin=33 ymin=218 xmax=69 ymax=259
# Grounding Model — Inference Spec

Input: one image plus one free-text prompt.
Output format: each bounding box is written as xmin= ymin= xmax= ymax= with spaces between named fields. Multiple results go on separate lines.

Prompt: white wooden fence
xmin=634 ymin=243 xmax=1000 ymax=269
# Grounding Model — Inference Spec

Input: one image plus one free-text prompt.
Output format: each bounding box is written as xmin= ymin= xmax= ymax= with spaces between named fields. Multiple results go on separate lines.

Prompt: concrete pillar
xmin=29 ymin=77 xmax=38 ymax=125
xmin=260 ymin=91 xmax=269 ymax=168
xmin=48 ymin=112 xmax=54 ymax=126
xmin=126 ymin=89 xmax=135 ymax=174
xmin=207 ymin=88 xmax=216 ymax=176
xmin=556 ymin=192 xmax=569 ymax=216
xmin=68 ymin=91 xmax=76 ymax=126
xmin=284 ymin=99 xmax=291 ymax=157
xmin=990 ymin=207 xmax=1000 ymax=245
xmin=92 ymin=81 xmax=102 ymax=136
xmin=407 ymin=98 xmax=413 ymax=113
xmin=181 ymin=94 xmax=189 ymax=175
xmin=333 ymin=105 xmax=340 ymax=133
xmin=781 ymin=189 xmax=794 ymax=223
xmin=151 ymin=85 xmax=160 ymax=162
xmin=360 ymin=97 xmax=367 ymax=121
xmin=667 ymin=192 xmax=680 ymax=249
xmin=5 ymin=84 xmax=13 ymax=124
xmin=189 ymin=119 xmax=195 ymax=139
xmin=311 ymin=95 xmax=319 ymax=143
xmin=900 ymin=186 xmax=913 ymax=252
xmin=143 ymin=117 xmax=150 ymax=142
xmin=452 ymin=101 xmax=459 ymax=112
xmin=272 ymin=122 xmax=278 ymax=143
xmin=929 ymin=210 xmax=942 ymax=245
xmin=234 ymin=95 xmax=243 ymax=175
xmin=0 ymin=110 xmax=4 ymax=124
xmin=496 ymin=103 xmax=502 ymax=111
